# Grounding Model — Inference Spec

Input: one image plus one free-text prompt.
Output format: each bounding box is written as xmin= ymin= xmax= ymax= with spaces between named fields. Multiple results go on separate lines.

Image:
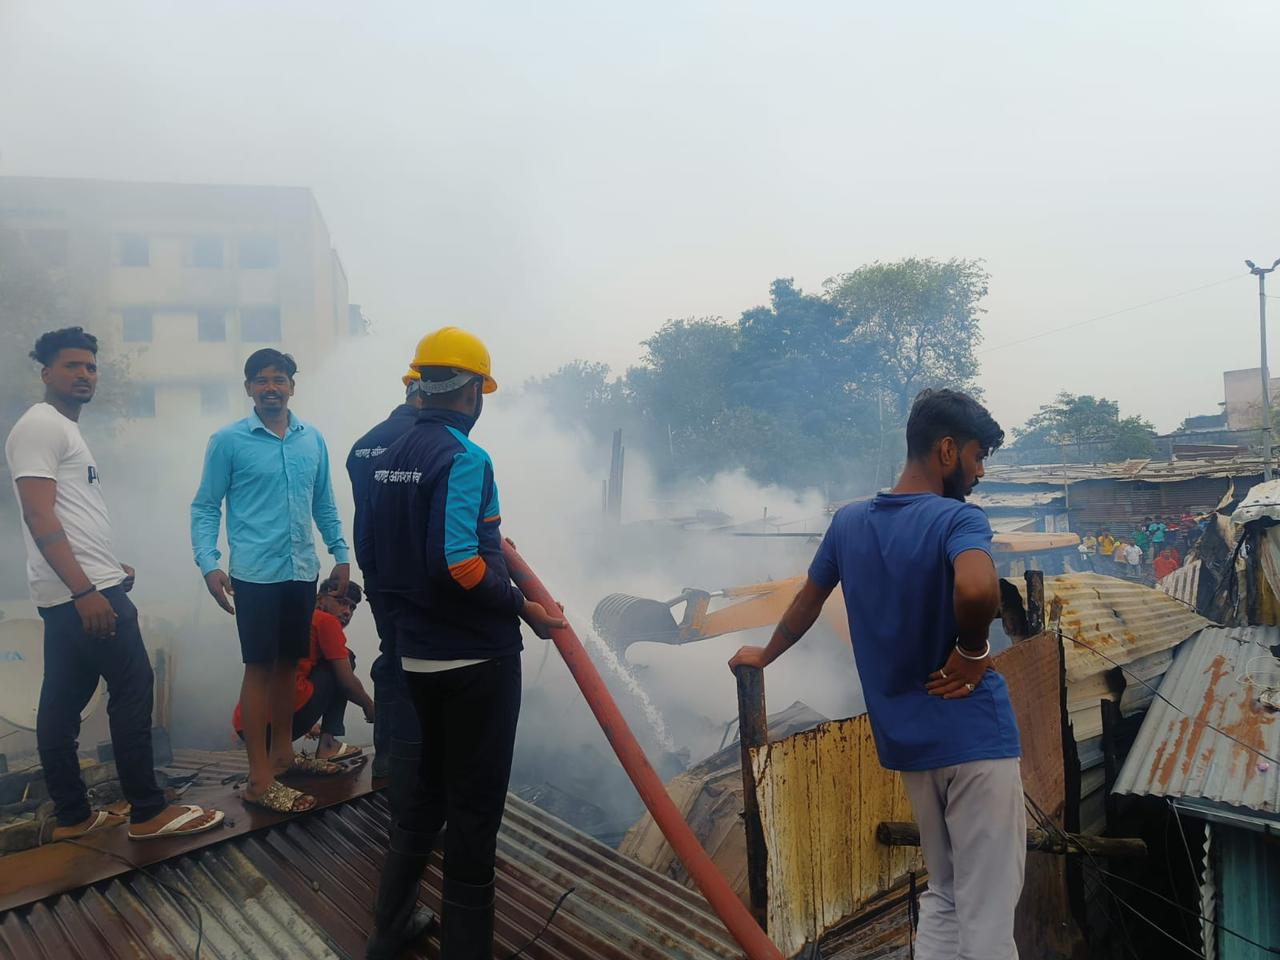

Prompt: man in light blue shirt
xmin=191 ymin=348 xmax=351 ymax=815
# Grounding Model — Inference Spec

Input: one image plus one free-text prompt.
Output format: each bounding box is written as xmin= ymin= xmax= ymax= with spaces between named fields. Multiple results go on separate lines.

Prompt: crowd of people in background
xmin=1077 ymin=512 xmax=1208 ymax=583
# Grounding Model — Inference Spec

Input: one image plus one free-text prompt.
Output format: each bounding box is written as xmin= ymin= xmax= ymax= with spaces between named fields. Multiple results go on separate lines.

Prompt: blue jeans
xmin=37 ymin=586 xmax=166 ymax=826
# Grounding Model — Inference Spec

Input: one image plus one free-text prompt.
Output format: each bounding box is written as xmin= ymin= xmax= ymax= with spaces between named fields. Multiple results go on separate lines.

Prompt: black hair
xmin=905 ymin=388 xmax=1004 ymax=460
xmin=244 ymin=348 xmax=297 ymax=381
xmin=30 ymin=327 xmax=98 ymax=366
xmin=319 ymin=578 xmax=363 ymax=605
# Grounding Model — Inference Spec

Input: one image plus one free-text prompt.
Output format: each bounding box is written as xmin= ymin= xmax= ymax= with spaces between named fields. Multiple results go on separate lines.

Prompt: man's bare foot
xmin=51 ymin=810 xmax=126 ymax=841
xmin=128 ymin=804 xmax=221 ymax=838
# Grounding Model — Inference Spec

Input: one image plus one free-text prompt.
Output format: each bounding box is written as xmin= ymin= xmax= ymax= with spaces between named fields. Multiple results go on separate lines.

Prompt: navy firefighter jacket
xmin=346 ymin=402 xmax=418 ymax=575
xmin=363 ymin=407 xmax=525 ymax=661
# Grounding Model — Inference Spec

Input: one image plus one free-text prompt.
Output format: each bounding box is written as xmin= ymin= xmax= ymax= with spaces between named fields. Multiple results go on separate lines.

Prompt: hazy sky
xmin=3 ymin=1 xmax=1279 ymax=434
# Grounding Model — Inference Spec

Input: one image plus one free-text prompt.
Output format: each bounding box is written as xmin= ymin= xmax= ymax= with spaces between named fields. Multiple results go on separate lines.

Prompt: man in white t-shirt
xmin=4 ymin=327 xmax=222 ymax=843
xmin=1126 ymin=542 xmax=1143 ymax=573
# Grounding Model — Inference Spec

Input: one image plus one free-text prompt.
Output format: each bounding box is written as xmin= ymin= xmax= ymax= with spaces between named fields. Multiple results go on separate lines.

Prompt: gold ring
xmin=965 ymin=682 xmax=974 ymax=692
xmin=939 ymin=669 xmax=947 ymax=680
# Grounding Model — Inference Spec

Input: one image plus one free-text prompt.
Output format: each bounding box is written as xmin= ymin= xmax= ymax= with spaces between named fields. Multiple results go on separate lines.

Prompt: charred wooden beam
xmin=1025 ymin=569 xmax=1045 ymax=636
xmin=998 ymin=578 xmax=1029 ymax=639
xmin=876 ymin=821 xmax=1147 ymax=859
xmin=734 ymin=664 xmax=770 ymax=929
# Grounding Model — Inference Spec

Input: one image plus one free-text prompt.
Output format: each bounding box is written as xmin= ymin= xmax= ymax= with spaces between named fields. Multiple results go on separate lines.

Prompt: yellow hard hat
xmin=411 ymin=327 xmax=497 ymax=394
xmin=402 ymin=367 xmax=421 ymax=387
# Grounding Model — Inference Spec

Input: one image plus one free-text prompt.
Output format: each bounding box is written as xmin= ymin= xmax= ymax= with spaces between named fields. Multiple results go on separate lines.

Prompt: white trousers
xmin=901 ymin=757 xmax=1026 ymax=960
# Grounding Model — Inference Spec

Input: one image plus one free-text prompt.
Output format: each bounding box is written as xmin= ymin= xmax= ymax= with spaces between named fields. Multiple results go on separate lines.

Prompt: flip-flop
xmin=283 ymin=753 xmax=344 ymax=777
xmin=128 ymin=805 xmax=225 ymax=841
xmin=50 ymin=809 xmax=125 ymax=842
xmin=319 ymin=743 xmax=363 ymax=762
xmin=242 ymin=781 xmax=316 ymax=814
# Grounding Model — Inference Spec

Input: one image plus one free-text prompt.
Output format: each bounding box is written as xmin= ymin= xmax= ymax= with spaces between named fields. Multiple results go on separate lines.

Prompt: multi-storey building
xmin=0 ymin=176 xmax=359 ymax=430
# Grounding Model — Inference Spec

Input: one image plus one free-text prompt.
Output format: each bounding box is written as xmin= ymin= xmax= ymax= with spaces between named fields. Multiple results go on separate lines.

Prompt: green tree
xmin=526 ymin=359 xmax=622 ymax=438
xmin=525 ymin=260 xmax=991 ymax=495
xmin=1013 ymin=393 xmax=1156 ymax=461
xmin=825 ymin=257 xmax=988 ymax=422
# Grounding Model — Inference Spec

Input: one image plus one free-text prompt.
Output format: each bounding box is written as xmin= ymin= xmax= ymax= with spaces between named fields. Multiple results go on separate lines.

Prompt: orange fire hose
xmin=502 ymin=541 xmax=785 ymax=960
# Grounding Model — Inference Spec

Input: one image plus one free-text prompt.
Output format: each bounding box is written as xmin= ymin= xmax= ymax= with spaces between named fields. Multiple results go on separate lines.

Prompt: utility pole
xmin=1247 ymin=259 xmax=1280 ymax=481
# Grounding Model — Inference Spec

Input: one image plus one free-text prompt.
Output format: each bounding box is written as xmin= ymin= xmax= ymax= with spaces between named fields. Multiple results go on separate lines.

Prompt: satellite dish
xmin=0 ymin=619 xmax=104 ymax=731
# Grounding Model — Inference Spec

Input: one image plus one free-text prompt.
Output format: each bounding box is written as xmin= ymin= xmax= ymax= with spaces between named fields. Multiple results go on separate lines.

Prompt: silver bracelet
xmin=956 ymin=639 xmax=990 ymax=661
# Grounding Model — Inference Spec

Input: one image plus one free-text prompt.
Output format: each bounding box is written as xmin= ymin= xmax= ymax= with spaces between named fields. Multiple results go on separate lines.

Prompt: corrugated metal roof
xmin=967 ymin=490 xmax=1066 ymax=509
xmin=1035 ymin=573 xmax=1211 ymax=744
xmin=1113 ymin=626 xmax=1280 ymax=821
xmin=1160 ymin=559 xmax=1204 ymax=609
xmin=984 ymin=456 xmax=1267 ymax=487
xmin=0 ymin=842 xmax=344 ymax=960
xmin=1047 ymin=574 xmax=1211 ymax=686
xmin=988 ymin=515 xmax=1040 ymax=533
xmin=0 ymin=791 xmax=742 ymax=960
xmin=1231 ymin=478 xmax=1280 ymax=525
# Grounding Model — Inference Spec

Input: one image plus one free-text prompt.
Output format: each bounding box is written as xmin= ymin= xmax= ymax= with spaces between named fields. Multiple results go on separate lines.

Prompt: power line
xmin=1054 ymin=627 xmax=1280 ymax=767
xmin=1090 ymin=863 xmax=1280 ymax=955
xmin=981 ymin=273 xmax=1248 ymax=355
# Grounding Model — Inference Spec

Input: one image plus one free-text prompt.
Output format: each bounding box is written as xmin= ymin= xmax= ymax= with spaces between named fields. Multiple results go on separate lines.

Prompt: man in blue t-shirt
xmin=731 ymin=389 xmax=1025 ymax=960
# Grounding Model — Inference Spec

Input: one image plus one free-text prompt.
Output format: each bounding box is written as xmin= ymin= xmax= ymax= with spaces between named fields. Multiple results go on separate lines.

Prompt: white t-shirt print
xmin=4 ymin=403 xmax=127 ymax=607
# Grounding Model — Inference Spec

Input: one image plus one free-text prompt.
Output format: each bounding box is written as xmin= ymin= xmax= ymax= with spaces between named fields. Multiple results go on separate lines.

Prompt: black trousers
xmin=36 ymin=586 xmax=166 ymax=827
xmin=368 ymin=588 xmax=420 ymax=756
xmin=400 ymin=655 xmax=521 ymax=884
xmin=244 ymin=655 xmax=357 ymax=752
xmin=292 ymin=655 xmax=353 ymax=740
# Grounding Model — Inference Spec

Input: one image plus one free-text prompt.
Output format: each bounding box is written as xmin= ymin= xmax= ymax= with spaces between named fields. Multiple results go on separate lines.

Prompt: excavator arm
xmin=590 ymin=532 xmax=1077 ymax=657
xmin=593 ymin=576 xmax=850 ymax=656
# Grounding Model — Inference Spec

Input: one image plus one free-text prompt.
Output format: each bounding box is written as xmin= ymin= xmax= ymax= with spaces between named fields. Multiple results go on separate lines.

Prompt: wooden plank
xmin=799 ymin=730 xmax=824 ymax=945
xmin=755 ymin=735 xmax=816 ymax=953
xmin=887 ymin=766 xmax=914 ymax=885
xmin=999 ymin=633 xmax=1089 ymax=960
xmin=862 ymin=716 xmax=897 ymax=899
xmin=814 ymin=721 xmax=855 ymax=935
xmin=877 ymin=821 xmax=1148 ymax=858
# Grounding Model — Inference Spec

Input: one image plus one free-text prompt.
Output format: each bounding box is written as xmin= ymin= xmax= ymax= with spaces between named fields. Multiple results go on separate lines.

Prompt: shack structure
xmin=1113 ymin=626 xmax=1280 ymax=960
xmin=981 ymin=456 xmax=1267 ymax=532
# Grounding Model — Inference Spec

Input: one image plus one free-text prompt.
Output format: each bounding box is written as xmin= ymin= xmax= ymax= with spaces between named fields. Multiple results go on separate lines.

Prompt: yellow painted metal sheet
xmin=750 ymin=715 xmax=924 ymax=957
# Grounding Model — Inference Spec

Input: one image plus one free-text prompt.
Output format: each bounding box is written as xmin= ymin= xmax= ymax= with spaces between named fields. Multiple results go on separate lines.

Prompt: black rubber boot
xmin=440 ymin=875 xmax=495 ymax=960
xmin=365 ymin=827 xmax=437 ymax=960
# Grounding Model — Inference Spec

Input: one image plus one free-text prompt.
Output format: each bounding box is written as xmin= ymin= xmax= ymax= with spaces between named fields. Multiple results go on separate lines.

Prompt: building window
xmin=197 ymin=309 xmax=227 ymax=342
xmin=238 ymin=235 xmax=278 ymax=268
xmin=200 ymin=383 xmax=229 ymax=416
xmin=24 ymin=229 xmax=68 ymax=267
xmin=129 ymin=384 xmax=156 ymax=418
xmin=240 ymin=306 xmax=281 ymax=342
xmin=191 ymin=235 xmax=223 ymax=268
xmin=348 ymin=304 xmax=368 ymax=336
xmin=118 ymin=234 xmax=149 ymax=267
xmin=122 ymin=308 xmax=153 ymax=342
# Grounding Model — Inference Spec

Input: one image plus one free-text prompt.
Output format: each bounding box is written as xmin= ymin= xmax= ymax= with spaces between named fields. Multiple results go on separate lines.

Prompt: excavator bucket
xmin=592 ymin=593 xmax=683 ymax=653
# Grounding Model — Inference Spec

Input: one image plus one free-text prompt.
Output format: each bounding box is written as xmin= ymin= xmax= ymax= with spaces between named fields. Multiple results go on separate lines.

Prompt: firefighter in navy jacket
xmin=363 ymin=327 xmax=564 ymax=960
